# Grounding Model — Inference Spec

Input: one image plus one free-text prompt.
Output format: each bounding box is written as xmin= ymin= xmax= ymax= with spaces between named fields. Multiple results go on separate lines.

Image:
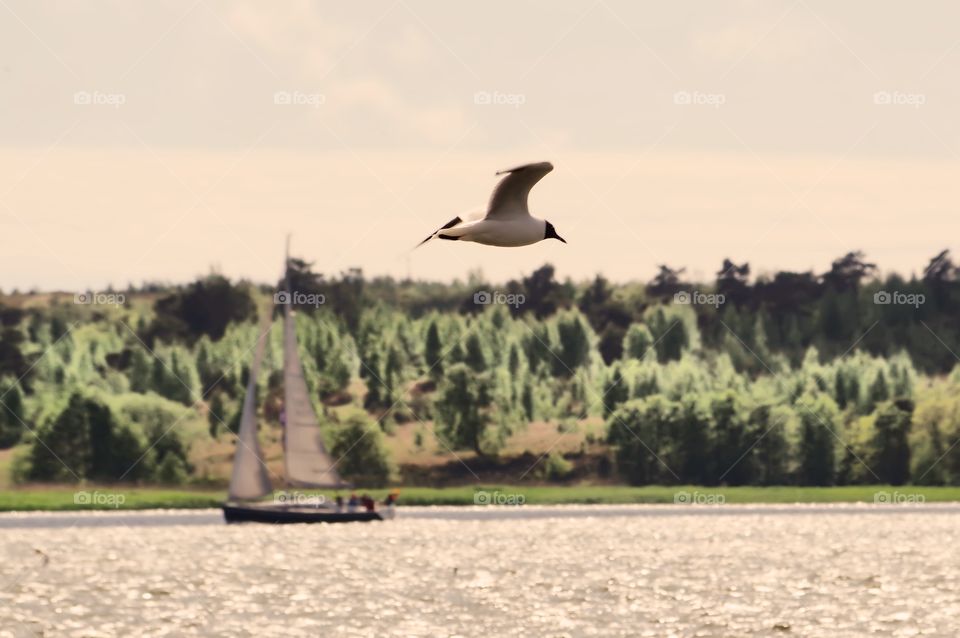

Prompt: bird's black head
xmin=544 ymin=220 xmax=567 ymax=243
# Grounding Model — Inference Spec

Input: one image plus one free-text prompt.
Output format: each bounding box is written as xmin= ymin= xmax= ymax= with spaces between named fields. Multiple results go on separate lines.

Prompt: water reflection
xmin=1 ymin=506 xmax=958 ymax=636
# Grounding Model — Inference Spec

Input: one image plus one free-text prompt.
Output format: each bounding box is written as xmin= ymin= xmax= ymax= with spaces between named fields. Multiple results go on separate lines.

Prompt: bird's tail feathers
xmin=413 ymin=215 xmax=463 ymax=250
xmin=413 ymin=233 xmax=435 ymax=250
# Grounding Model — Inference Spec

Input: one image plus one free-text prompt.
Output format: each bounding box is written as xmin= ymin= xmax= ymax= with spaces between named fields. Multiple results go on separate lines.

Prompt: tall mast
xmin=284 ymin=233 xmax=291 ymax=290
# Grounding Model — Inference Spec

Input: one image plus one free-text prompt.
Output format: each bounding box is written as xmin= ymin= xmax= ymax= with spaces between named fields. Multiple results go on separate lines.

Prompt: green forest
xmin=2 ymin=248 xmax=960 ymax=489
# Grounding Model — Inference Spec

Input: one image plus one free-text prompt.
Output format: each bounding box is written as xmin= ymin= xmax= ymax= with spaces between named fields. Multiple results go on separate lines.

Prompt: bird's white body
xmin=439 ymin=216 xmax=547 ymax=247
xmin=416 ymin=161 xmax=566 ymax=249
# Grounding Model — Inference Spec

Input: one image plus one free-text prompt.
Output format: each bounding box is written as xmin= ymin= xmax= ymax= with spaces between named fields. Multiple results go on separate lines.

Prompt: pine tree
xmin=435 ymin=363 xmax=494 ymax=455
xmin=208 ymin=392 xmax=225 ymax=438
xmin=330 ymin=411 xmax=392 ymax=486
xmin=424 ymin=320 xmax=443 ymax=377
xmin=554 ymin=312 xmax=591 ymax=376
xmin=709 ymin=392 xmax=752 ymax=485
xmin=27 ymin=393 xmax=146 ymax=482
xmin=622 ymin=323 xmax=654 ymax=360
xmin=507 ymin=343 xmax=521 ymax=376
xmin=871 ymin=400 xmax=913 ymax=485
xmin=521 ymin=379 xmax=535 ymax=421
xmin=0 ymin=382 xmax=24 ymax=448
xmin=603 ymin=365 xmax=629 ymax=418
xmin=797 ymin=394 xmax=838 ymax=486
xmin=834 ymin=369 xmax=848 ymax=409
xmin=868 ymin=370 xmax=889 ymax=409
xmin=464 ymin=333 xmax=487 ymax=372
xmin=384 ymin=343 xmax=404 ymax=405
xmin=749 ymin=404 xmax=790 ymax=485
xmin=363 ymin=350 xmax=384 ymax=409
xmin=129 ymin=348 xmax=152 ymax=393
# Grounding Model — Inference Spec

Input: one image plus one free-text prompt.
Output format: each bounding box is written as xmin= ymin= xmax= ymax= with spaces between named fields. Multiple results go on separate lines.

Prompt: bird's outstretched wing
xmin=485 ymin=161 xmax=553 ymax=220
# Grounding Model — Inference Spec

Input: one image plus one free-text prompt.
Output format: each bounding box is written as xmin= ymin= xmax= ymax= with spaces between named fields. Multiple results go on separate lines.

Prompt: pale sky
xmin=1 ymin=1 xmax=958 ymax=291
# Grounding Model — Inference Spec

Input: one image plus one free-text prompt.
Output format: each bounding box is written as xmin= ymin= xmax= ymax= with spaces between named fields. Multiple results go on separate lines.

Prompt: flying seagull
xmin=416 ymin=161 xmax=566 ymax=248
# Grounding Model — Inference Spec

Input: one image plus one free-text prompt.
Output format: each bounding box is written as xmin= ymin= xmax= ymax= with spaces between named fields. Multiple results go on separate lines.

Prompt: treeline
xmin=281 ymin=249 xmax=960 ymax=372
xmin=0 ymin=249 xmax=959 ymax=487
xmin=0 ymin=277 xmax=263 ymax=484
xmin=275 ymin=253 xmax=960 ymax=486
xmin=297 ymin=297 xmax=956 ymax=486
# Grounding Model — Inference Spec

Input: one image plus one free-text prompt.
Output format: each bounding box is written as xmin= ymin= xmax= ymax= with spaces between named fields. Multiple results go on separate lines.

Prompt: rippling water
xmin=2 ymin=506 xmax=959 ymax=637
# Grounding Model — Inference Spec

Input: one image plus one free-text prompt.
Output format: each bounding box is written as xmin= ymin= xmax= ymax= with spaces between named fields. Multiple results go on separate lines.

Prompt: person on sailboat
xmin=380 ymin=490 xmax=399 ymax=520
xmin=335 ymin=495 xmax=344 ymax=512
xmin=361 ymin=494 xmax=376 ymax=512
xmin=347 ymin=493 xmax=359 ymax=512
xmin=384 ymin=490 xmax=399 ymax=508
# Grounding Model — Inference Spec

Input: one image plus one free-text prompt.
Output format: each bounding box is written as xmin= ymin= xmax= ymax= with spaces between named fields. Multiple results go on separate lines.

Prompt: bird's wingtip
xmin=496 ymin=161 xmax=553 ymax=176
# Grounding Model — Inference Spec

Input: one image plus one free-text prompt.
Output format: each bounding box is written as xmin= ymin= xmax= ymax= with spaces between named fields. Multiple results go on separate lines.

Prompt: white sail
xmin=226 ymin=313 xmax=273 ymax=501
xmin=282 ymin=302 xmax=347 ymax=488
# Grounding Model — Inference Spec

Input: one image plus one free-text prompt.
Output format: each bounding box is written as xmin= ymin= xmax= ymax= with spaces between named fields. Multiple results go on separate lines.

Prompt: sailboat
xmin=222 ymin=257 xmax=384 ymax=524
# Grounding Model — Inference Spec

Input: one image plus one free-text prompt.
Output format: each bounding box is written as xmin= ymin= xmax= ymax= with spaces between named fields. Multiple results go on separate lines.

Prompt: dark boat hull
xmin=222 ymin=503 xmax=383 ymax=524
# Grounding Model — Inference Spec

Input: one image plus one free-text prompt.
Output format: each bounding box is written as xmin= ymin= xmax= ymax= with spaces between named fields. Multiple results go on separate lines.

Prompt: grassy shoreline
xmin=2 ymin=485 xmax=959 ymax=511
